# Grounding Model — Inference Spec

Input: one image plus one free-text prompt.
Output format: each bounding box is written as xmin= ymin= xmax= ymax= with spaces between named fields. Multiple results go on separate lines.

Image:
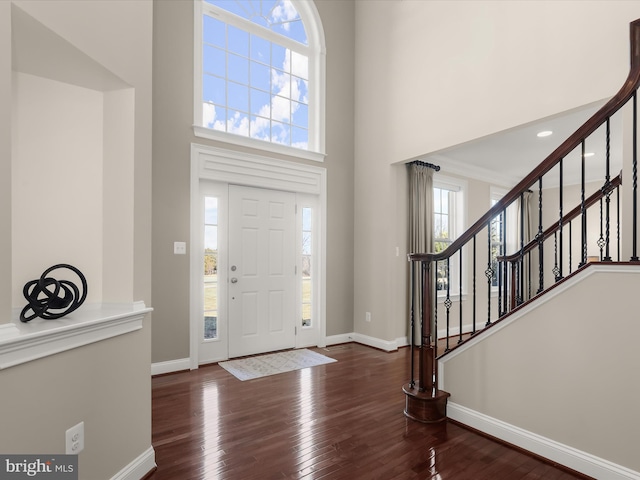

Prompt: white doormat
xmin=219 ymin=348 xmax=337 ymax=381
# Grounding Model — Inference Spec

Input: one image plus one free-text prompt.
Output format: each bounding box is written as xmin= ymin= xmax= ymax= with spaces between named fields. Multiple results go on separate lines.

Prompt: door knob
xmin=231 ymin=278 xmax=238 ymax=283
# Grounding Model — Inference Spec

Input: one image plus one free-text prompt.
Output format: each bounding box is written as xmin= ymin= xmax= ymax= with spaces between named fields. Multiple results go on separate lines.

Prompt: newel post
xmin=403 ymin=256 xmax=450 ymax=423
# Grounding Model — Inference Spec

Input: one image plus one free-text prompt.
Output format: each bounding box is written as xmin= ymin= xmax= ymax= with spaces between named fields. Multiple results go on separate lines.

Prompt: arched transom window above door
xmin=194 ymin=0 xmax=326 ymax=162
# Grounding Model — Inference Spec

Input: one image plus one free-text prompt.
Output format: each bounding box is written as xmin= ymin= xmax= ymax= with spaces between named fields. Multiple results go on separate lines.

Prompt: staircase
xmin=404 ymin=18 xmax=640 ymax=480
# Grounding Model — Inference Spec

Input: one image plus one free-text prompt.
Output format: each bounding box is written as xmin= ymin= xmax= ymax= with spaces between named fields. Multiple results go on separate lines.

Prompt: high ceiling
xmin=422 ymin=99 xmax=622 ymax=189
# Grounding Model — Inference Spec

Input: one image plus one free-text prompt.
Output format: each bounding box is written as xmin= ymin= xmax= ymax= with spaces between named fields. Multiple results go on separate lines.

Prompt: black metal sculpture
xmin=20 ymin=264 xmax=88 ymax=322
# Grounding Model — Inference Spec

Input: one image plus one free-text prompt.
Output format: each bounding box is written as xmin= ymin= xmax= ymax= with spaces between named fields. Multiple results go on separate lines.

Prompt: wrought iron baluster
xmin=472 ymin=235 xmax=477 ymax=335
xmin=580 ymin=140 xmax=587 ymax=266
xmin=527 ymin=253 xmax=532 ymax=300
xmin=604 ymin=118 xmax=612 ymax=261
xmin=445 ymin=257 xmax=451 ymax=352
xmin=617 ymin=187 xmax=621 ymax=261
xmin=518 ymin=192 xmax=524 ymax=305
xmin=553 ymin=231 xmax=560 ymax=281
xmin=458 ymin=249 xmax=463 ymax=344
xmin=486 ymin=222 xmax=492 ymax=326
xmin=536 ymin=177 xmax=544 ymax=293
xmin=497 ymin=209 xmax=504 ymax=317
xmin=558 ymin=158 xmax=564 ymax=280
xmin=501 ymin=209 xmax=507 ymax=315
xmin=569 ymin=221 xmax=573 ymax=274
xmin=598 ymin=198 xmax=605 ymax=260
xmin=633 ymin=91 xmax=639 ymax=261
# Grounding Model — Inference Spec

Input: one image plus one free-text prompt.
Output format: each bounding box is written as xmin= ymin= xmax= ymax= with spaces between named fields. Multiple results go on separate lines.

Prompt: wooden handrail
xmin=409 ymin=19 xmax=640 ymax=264
xmin=498 ymin=173 xmax=622 ymax=262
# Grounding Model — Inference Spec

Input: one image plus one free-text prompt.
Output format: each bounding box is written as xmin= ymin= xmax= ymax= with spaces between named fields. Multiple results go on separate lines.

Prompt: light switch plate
xmin=174 ymin=242 xmax=187 ymax=255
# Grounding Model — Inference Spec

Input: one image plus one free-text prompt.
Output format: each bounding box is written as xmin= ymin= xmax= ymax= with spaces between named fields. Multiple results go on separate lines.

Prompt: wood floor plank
xmin=149 ymin=343 xmax=592 ymax=480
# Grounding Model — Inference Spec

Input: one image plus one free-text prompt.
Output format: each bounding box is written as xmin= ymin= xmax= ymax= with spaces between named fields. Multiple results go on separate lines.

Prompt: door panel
xmin=229 ymin=185 xmax=296 ymax=357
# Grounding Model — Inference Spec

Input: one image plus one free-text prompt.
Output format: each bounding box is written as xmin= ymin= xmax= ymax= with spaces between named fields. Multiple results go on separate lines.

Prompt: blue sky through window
xmin=202 ymin=0 xmax=310 ymax=150
xmin=206 ymin=0 xmax=307 ymax=45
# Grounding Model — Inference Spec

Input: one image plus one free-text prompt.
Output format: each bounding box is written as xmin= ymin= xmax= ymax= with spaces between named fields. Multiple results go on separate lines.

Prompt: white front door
xmin=228 ymin=185 xmax=297 ymax=357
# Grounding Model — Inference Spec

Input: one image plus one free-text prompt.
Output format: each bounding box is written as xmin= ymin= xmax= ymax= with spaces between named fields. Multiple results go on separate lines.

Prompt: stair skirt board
xmin=447 ymin=403 xmax=640 ymax=480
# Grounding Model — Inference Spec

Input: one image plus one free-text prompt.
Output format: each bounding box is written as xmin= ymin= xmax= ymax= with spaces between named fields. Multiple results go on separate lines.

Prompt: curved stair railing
xmin=403 ymin=18 xmax=640 ymax=423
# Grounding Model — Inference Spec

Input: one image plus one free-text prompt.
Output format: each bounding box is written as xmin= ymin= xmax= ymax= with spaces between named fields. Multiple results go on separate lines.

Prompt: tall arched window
xmin=194 ymin=0 xmax=326 ymax=162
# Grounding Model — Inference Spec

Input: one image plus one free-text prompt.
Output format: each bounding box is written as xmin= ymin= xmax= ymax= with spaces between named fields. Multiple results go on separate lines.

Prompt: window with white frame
xmin=489 ymin=194 xmax=503 ymax=289
xmin=195 ymin=0 xmax=325 ymax=160
xmin=433 ymin=177 xmax=466 ymax=296
xmin=490 ymin=187 xmax=517 ymax=290
xmin=301 ymin=206 xmax=312 ymax=327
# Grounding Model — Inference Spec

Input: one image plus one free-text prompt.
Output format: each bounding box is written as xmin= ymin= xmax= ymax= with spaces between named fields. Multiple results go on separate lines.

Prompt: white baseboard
xmin=110 ymin=446 xmax=156 ymax=480
xmin=324 ymin=333 xmax=403 ymax=351
xmin=324 ymin=333 xmax=354 ymax=346
xmin=448 ymin=402 xmax=640 ymax=480
xmin=151 ymin=357 xmax=190 ymax=376
xmin=352 ymin=333 xmax=398 ymax=352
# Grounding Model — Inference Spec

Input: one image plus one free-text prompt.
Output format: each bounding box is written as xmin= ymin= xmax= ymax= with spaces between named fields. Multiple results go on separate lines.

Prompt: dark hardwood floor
xmin=149 ymin=343 xmax=590 ymax=479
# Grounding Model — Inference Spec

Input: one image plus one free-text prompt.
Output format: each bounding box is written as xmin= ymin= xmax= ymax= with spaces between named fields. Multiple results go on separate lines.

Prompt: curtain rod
xmin=407 ymin=160 xmax=441 ymax=172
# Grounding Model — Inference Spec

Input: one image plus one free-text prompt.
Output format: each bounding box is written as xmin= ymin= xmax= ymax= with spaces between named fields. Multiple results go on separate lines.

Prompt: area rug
xmin=219 ymin=349 xmax=337 ymax=381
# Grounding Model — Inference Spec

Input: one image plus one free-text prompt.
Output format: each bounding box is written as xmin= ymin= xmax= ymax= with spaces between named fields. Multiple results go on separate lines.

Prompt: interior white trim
xmin=448 ymin=403 xmax=640 ymax=480
xmin=190 ymin=143 xmax=327 ymax=368
xmin=352 ymin=333 xmax=399 ymax=352
xmin=109 ymin=446 xmax=156 ymax=480
xmin=324 ymin=333 xmax=354 ymax=346
xmin=193 ymin=126 xmax=326 ymax=163
xmin=193 ymin=143 xmax=325 ymax=194
xmin=426 ymin=153 xmax=520 ymax=187
xmin=151 ymin=357 xmax=191 ymax=376
xmin=324 ymin=332 xmax=405 ymax=352
xmin=0 ymin=322 xmax=20 ymax=339
xmin=0 ymin=302 xmax=152 ymax=370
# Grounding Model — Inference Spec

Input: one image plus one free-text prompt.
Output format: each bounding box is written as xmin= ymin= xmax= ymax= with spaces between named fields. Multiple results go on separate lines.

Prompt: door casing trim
xmin=189 ymin=143 xmax=327 ymax=369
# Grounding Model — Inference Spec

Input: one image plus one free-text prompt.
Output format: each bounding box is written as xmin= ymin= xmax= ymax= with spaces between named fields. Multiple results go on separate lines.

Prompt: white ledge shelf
xmin=0 ymin=302 xmax=152 ymax=370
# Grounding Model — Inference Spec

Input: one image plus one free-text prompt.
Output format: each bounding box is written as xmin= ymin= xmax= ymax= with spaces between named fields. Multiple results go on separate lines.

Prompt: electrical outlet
xmin=66 ymin=422 xmax=84 ymax=454
xmin=365 ymin=312 xmax=371 ymax=322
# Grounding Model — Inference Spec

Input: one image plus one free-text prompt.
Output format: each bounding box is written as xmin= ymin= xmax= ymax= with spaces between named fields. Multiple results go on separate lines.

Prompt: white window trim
xmin=490 ymin=186 xmax=518 ymax=296
xmin=434 ymin=175 xmax=467 ymax=299
xmin=295 ymin=195 xmax=321 ymax=348
xmin=193 ymin=0 xmax=326 ymax=162
xmin=189 ymin=143 xmax=327 ymax=368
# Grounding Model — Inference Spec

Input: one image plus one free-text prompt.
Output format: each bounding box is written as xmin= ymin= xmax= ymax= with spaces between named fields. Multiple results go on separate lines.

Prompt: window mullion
xmin=202 ymin=4 xmax=309 ymax=53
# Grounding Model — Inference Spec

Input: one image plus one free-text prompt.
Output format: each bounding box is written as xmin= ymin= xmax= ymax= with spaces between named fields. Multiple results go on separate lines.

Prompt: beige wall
xmin=152 ymin=0 xmax=355 ymax=362
xmin=357 ymin=1 xmax=640 ymax=164
xmin=0 ymin=327 xmax=152 ymax=479
xmin=441 ymin=269 xmax=640 ymax=472
xmin=0 ymin=1 xmax=153 ymax=478
xmin=12 ymin=72 xmax=104 ymax=305
xmin=354 ymin=1 xmax=640 ymax=344
xmin=0 ymin=2 xmax=11 ymax=321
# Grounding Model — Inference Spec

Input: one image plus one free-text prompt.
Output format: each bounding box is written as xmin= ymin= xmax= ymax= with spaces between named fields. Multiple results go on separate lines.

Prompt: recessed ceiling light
xmin=584 ymin=152 xmax=595 ymax=158
xmin=537 ymin=130 xmax=553 ymax=138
